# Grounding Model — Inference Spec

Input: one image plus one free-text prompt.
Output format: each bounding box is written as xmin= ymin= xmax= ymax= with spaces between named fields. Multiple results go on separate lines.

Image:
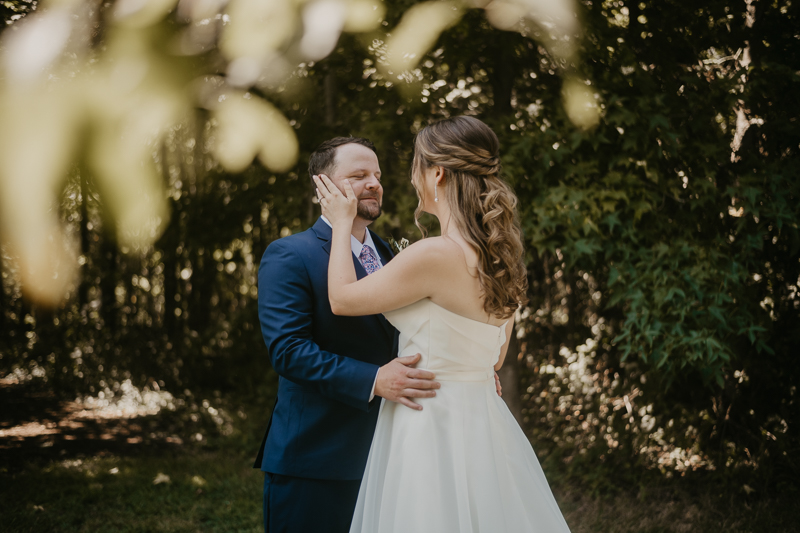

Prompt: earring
xmin=434 ymin=183 xmax=439 ymax=202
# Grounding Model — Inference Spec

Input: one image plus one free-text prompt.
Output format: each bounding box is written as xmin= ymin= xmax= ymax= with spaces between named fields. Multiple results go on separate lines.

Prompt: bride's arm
xmin=315 ymin=174 xmax=442 ymax=316
xmin=329 ymin=240 xmax=442 ymax=316
xmin=494 ymin=318 xmax=516 ymax=371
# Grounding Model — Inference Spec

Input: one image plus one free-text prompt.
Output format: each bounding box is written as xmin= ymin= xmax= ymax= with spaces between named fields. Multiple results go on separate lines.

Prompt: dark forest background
xmin=1 ymin=0 xmax=798 ymax=521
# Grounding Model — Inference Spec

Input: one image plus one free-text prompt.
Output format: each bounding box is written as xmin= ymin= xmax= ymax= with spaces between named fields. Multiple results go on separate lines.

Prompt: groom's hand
xmin=375 ymin=354 xmax=439 ymax=411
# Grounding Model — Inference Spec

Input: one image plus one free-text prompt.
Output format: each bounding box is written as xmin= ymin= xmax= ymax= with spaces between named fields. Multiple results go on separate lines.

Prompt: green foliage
xmin=0 ymin=0 xmax=798 ymax=494
xmin=0 ymin=0 xmax=35 ymax=29
xmin=504 ymin=0 xmax=799 ymax=384
xmin=500 ymin=0 xmax=800 ymax=488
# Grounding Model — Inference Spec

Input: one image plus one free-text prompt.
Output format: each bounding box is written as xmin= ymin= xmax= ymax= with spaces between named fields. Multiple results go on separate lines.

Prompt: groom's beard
xmin=357 ymin=196 xmax=382 ymax=221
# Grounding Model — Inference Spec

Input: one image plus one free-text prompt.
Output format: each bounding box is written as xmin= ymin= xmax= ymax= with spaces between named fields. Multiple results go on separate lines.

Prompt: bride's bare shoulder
xmin=401 ymin=236 xmax=455 ymax=258
xmin=394 ymin=236 xmax=466 ymax=271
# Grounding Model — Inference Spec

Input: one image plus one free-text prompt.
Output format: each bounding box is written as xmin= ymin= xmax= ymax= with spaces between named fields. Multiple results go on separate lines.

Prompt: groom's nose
xmin=364 ymin=174 xmax=382 ymax=191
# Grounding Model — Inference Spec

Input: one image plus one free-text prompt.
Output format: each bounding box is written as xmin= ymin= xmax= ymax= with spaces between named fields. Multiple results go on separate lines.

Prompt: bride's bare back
xmin=424 ymin=235 xmax=507 ymax=327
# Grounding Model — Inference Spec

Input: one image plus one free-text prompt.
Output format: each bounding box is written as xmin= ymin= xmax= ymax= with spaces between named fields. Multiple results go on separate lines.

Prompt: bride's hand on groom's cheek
xmin=314 ymin=174 xmax=357 ymax=225
xmin=375 ymin=353 xmax=440 ymax=411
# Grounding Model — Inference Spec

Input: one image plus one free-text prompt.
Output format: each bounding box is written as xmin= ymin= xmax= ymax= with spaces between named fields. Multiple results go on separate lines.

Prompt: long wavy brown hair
xmin=412 ymin=116 xmax=528 ymax=319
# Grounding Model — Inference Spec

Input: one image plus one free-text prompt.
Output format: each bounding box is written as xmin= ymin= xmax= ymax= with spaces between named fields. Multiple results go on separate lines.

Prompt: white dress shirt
xmin=320 ymin=216 xmax=383 ymax=400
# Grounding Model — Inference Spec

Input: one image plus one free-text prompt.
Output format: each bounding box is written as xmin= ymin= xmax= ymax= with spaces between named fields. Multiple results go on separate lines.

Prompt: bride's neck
xmin=433 ymin=201 xmax=459 ymax=239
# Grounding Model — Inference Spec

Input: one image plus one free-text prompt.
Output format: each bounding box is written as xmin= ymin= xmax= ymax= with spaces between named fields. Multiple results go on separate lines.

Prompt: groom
xmin=254 ymin=137 xmax=440 ymax=532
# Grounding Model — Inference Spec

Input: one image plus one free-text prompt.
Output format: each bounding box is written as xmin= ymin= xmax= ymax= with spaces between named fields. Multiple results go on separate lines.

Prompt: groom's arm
xmin=258 ymin=239 xmax=379 ymax=412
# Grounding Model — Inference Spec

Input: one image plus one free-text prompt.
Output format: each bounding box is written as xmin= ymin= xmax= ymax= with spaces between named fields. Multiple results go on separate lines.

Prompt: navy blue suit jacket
xmin=254 ymin=218 xmax=398 ymax=480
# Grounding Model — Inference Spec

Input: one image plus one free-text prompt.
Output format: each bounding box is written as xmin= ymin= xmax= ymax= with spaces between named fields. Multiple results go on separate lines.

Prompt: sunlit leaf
xmin=152 ymin=472 xmax=171 ymax=484
xmin=299 ymin=0 xmax=348 ymax=61
xmin=343 ymin=0 xmax=386 ymax=32
xmin=0 ymin=86 xmax=80 ymax=305
xmin=562 ymin=77 xmax=600 ymax=129
xmin=484 ymin=0 xmax=578 ymax=58
xmin=211 ymin=92 xmax=299 ymax=174
xmin=1 ymin=6 xmax=72 ymax=83
xmin=484 ymin=1 xmax=529 ymax=31
xmin=385 ymin=1 xmax=462 ymax=74
xmin=176 ymin=0 xmax=226 ymax=22
xmin=220 ymin=0 xmax=298 ymax=62
xmin=114 ymin=0 xmax=179 ymax=28
xmin=84 ymin=33 xmax=184 ymax=248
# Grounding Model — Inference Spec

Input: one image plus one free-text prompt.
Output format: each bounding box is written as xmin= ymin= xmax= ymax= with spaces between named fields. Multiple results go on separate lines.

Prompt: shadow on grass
xmin=1 ymin=381 xmax=176 ymax=469
xmin=2 ymin=377 xmax=799 ymax=533
xmin=2 ymin=450 xmax=264 ymax=532
xmin=555 ymin=485 xmax=800 ymax=533
xmin=0 ymin=377 xmax=271 ymax=532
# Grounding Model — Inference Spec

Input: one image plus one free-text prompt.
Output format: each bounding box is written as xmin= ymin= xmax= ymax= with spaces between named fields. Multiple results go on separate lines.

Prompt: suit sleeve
xmin=258 ymin=238 xmax=379 ymax=412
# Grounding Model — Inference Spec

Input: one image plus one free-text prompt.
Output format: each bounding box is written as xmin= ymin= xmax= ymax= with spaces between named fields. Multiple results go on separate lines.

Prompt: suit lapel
xmin=370 ymin=230 xmax=395 ymax=266
xmin=315 ymin=218 xmax=369 ymax=279
xmin=314 ymin=218 xmax=398 ymax=341
xmin=367 ymin=230 xmax=399 ymax=340
xmin=353 ymin=254 xmax=368 ymax=279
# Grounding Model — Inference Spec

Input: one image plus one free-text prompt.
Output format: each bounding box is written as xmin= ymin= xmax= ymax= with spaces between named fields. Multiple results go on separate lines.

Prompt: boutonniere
xmin=390 ymin=238 xmax=410 ymax=254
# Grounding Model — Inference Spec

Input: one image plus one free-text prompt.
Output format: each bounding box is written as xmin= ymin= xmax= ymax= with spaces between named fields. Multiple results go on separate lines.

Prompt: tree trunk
xmin=160 ymin=206 xmax=179 ymax=334
xmin=324 ymin=69 xmax=336 ymax=127
xmin=490 ymin=33 xmax=515 ymax=116
xmin=498 ymin=324 xmax=523 ymax=424
xmin=307 ymin=167 xmax=317 ymax=226
xmin=123 ymin=254 xmax=138 ymax=323
xmin=158 ymin=136 xmax=179 ymax=336
xmin=99 ymin=232 xmax=117 ymax=335
xmin=187 ymin=250 xmax=212 ymax=333
xmin=484 ymin=37 xmax=519 ymax=424
xmin=0 ymin=248 xmax=6 ymax=334
xmin=564 ymin=270 xmax=578 ymax=342
xmin=78 ymin=173 xmax=91 ymax=309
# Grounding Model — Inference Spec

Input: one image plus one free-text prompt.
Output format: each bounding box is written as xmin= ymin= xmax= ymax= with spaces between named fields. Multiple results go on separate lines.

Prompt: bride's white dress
xmin=349 ymin=298 xmax=572 ymax=533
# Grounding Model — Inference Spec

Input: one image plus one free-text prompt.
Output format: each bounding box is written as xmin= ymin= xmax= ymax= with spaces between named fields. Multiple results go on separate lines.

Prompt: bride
xmin=313 ymin=116 xmax=571 ymax=533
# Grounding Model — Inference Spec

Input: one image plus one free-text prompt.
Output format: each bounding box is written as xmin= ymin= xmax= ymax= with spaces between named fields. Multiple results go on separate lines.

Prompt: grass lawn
xmin=4 ymin=447 xmax=800 ymax=533
xmin=1 ymin=378 xmax=798 ymax=532
xmin=2 ymin=450 xmax=263 ymax=532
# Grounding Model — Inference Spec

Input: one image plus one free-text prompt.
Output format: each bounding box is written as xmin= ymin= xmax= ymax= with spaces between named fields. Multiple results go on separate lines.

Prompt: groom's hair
xmin=308 ymin=136 xmax=376 ymax=181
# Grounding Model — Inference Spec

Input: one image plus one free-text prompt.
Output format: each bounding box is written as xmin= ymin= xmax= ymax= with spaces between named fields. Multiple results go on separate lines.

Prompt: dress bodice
xmin=383 ymin=299 xmax=507 ymax=380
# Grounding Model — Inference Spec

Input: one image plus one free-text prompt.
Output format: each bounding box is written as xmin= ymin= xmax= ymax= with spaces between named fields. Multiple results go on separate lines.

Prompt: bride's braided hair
xmin=413 ymin=116 xmax=528 ymax=319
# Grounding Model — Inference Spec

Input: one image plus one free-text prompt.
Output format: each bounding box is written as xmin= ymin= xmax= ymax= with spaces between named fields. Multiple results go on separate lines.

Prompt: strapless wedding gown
xmin=349 ymin=298 xmax=571 ymax=533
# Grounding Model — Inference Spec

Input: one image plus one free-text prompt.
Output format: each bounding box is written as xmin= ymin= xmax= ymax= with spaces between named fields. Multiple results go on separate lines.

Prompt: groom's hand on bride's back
xmin=375 ymin=354 xmax=439 ymax=411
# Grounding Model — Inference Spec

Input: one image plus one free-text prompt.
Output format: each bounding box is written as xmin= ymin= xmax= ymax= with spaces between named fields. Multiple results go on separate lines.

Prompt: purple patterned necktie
xmin=358 ymin=245 xmax=381 ymax=275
